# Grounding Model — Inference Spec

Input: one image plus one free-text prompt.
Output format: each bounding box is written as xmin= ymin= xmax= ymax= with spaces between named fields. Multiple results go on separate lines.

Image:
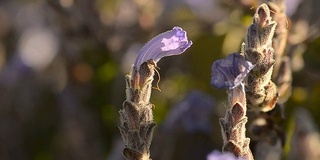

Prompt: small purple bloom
xmin=134 ymin=27 xmax=192 ymax=70
xmin=211 ymin=53 xmax=254 ymax=89
xmin=162 ymin=90 xmax=215 ymax=134
xmin=207 ymin=150 xmax=244 ymax=160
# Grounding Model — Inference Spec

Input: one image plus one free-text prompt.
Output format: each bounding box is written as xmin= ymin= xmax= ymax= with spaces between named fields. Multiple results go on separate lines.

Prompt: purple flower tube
xmin=134 ymin=27 xmax=192 ymax=70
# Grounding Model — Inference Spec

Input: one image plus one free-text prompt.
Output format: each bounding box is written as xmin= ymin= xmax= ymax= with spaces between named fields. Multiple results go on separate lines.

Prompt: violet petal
xmin=211 ymin=53 xmax=254 ymax=89
xmin=207 ymin=150 xmax=244 ymax=160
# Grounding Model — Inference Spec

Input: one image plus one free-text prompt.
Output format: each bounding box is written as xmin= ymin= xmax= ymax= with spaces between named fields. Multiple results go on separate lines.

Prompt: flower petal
xmin=207 ymin=150 xmax=244 ymax=160
xmin=211 ymin=53 xmax=254 ymax=89
xmin=134 ymin=27 xmax=192 ymax=70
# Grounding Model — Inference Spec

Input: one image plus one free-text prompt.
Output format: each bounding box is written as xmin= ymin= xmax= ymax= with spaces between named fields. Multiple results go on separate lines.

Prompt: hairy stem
xmin=119 ymin=61 xmax=157 ymax=160
xmin=220 ymin=84 xmax=254 ymax=160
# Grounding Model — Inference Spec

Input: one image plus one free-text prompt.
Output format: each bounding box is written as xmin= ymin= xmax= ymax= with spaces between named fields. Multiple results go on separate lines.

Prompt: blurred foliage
xmin=0 ymin=0 xmax=319 ymax=160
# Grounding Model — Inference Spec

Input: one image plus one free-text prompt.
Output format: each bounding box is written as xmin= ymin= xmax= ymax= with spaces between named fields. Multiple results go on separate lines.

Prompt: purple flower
xmin=162 ymin=90 xmax=215 ymax=134
xmin=134 ymin=27 xmax=192 ymax=70
xmin=211 ymin=53 xmax=254 ymax=89
xmin=207 ymin=150 xmax=244 ymax=160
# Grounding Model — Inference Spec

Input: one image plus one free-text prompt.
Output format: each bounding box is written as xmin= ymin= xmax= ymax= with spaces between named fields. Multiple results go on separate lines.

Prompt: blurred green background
xmin=0 ymin=0 xmax=319 ymax=159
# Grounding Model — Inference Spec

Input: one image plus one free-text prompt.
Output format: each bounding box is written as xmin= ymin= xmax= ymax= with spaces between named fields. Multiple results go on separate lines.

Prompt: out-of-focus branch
xmin=266 ymin=0 xmax=292 ymax=104
xmin=290 ymin=108 xmax=320 ymax=160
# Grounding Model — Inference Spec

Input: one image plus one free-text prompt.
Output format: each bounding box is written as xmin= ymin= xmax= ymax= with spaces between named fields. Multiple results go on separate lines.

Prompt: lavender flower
xmin=211 ymin=53 xmax=254 ymax=90
xmin=210 ymin=51 xmax=254 ymax=160
xmin=207 ymin=150 xmax=244 ymax=160
xmin=163 ymin=91 xmax=215 ymax=134
xmin=119 ymin=27 xmax=192 ymax=160
xmin=134 ymin=26 xmax=192 ymax=70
